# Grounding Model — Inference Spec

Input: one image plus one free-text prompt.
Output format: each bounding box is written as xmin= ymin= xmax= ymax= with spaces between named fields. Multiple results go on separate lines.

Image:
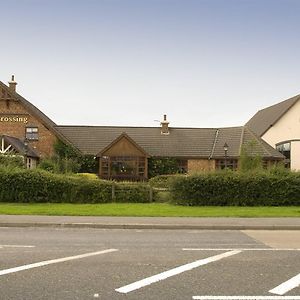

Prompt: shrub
xmin=0 ymin=155 xmax=24 ymax=169
xmin=149 ymin=175 xmax=181 ymax=189
xmin=0 ymin=168 xmax=152 ymax=203
xmin=38 ymin=158 xmax=59 ymax=173
xmin=78 ymin=155 xmax=98 ymax=173
xmin=149 ymin=175 xmax=183 ymax=203
xmin=74 ymin=173 xmax=99 ymax=180
xmin=170 ymin=171 xmax=300 ymax=206
xmin=239 ymin=141 xmax=263 ymax=172
xmin=114 ymin=182 xmax=152 ymax=203
xmin=148 ymin=158 xmax=183 ymax=178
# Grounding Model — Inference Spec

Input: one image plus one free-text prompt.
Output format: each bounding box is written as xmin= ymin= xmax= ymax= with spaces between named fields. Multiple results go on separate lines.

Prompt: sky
xmin=1 ymin=0 xmax=300 ymax=128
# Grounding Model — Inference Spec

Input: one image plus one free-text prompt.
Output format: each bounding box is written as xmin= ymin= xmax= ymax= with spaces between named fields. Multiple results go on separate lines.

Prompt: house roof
xmin=1 ymin=135 xmax=39 ymax=158
xmin=0 ymin=81 xmax=74 ymax=148
xmin=245 ymin=94 xmax=300 ymax=136
xmin=56 ymin=125 xmax=284 ymax=160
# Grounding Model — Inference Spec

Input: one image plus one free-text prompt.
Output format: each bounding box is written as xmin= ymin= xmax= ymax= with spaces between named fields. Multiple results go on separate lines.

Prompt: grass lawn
xmin=0 ymin=203 xmax=299 ymax=217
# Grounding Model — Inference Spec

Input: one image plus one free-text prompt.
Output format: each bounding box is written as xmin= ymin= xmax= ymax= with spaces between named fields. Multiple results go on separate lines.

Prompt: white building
xmin=246 ymin=94 xmax=300 ymax=170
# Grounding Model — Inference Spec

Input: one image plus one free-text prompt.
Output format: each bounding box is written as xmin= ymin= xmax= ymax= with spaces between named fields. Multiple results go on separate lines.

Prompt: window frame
xmin=25 ymin=126 xmax=39 ymax=141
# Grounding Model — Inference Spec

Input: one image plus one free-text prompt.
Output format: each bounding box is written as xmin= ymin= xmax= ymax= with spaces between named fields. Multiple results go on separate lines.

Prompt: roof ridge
xmin=238 ymin=126 xmax=245 ymax=156
xmin=245 ymin=126 xmax=273 ymax=157
xmin=209 ymin=129 xmax=219 ymax=159
xmin=55 ymin=124 xmax=243 ymax=130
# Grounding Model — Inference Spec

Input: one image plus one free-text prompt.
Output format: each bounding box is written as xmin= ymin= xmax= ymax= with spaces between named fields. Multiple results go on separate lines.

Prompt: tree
xmin=239 ymin=141 xmax=262 ymax=172
xmin=40 ymin=140 xmax=98 ymax=174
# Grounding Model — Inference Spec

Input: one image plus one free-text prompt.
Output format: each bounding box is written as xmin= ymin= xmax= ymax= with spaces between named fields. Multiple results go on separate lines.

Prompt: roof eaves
xmin=0 ymin=81 xmax=79 ymax=152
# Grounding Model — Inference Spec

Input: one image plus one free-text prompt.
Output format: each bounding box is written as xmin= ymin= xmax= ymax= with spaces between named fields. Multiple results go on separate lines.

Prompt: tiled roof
xmin=56 ymin=125 xmax=284 ymax=159
xmin=246 ymin=94 xmax=300 ymax=136
xmin=0 ymin=81 xmax=73 ymax=147
xmin=1 ymin=135 xmax=39 ymax=158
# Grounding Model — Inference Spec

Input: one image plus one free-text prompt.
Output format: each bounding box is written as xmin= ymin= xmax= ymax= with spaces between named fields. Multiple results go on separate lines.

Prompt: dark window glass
xmin=276 ymin=142 xmax=291 ymax=168
xmin=100 ymin=156 xmax=145 ymax=180
xmin=216 ymin=159 xmax=238 ymax=170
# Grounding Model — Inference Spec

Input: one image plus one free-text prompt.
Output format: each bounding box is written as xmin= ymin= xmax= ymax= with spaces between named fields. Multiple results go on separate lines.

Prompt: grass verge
xmin=0 ymin=203 xmax=299 ymax=217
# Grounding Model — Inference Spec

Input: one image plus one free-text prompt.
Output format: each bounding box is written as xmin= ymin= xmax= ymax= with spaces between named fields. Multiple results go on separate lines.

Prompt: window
xmin=26 ymin=127 xmax=38 ymax=140
xmin=100 ymin=156 xmax=146 ymax=180
xmin=216 ymin=159 xmax=238 ymax=170
xmin=276 ymin=142 xmax=291 ymax=168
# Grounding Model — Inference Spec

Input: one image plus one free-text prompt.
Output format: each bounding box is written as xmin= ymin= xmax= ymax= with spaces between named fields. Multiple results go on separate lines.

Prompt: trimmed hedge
xmin=0 ymin=168 xmax=152 ymax=203
xmin=170 ymin=171 xmax=300 ymax=206
xmin=114 ymin=183 xmax=151 ymax=203
xmin=0 ymin=155 xmax=24 ymax=168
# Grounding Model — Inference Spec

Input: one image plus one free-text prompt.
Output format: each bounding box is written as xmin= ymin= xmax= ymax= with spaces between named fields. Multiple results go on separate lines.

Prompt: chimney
xmin=8 ymin=75 xmax=17 ymax=92
xmin=160 ymin=114 xmax=170 ymax=135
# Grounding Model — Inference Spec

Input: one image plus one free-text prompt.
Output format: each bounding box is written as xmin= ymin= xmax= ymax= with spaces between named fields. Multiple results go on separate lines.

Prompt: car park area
xmin=0 ymin=227 xmax=299 ymax=300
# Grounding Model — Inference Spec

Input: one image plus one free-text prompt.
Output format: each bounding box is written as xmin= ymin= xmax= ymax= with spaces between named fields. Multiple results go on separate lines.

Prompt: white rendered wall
xmin=262 ymin=99 xmax=300 ymax=170
xmin=291 ymin=141 xmax=300 ymax=170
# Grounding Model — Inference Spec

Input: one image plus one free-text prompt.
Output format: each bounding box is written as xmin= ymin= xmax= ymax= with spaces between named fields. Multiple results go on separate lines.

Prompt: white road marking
xmin=0 ymin=249 xmax=118 ymax=276
xmin=0 ymin=245 xmax=35 ymax=248
xmin=183 ymin=248 xmax=300 ymax=251
xmin=193 ymin=296 xmax=300 ymax=299
xmin=115 ymin=250 xmax=241 ymax=294
xmin=269 ymin=272 xmax=300 ymax=295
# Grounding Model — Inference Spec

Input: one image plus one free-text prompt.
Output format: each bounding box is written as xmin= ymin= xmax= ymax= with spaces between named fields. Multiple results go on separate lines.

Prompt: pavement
xmin=0 ymin=215 xmax=300 ymax=230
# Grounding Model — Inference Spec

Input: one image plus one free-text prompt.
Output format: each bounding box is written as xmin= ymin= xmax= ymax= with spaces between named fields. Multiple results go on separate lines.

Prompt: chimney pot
xmin=8 ymin=75 xmax=17 ymax=92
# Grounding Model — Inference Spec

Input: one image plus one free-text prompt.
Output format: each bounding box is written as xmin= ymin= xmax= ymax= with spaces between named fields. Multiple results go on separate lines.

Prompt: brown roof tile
xmin=56 ymin=125 xmax=284 ymax=159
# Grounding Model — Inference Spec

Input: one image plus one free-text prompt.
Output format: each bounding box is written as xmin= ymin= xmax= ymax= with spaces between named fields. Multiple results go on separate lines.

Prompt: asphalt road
xmin=0 ymin=227 xmax=299 ymax=300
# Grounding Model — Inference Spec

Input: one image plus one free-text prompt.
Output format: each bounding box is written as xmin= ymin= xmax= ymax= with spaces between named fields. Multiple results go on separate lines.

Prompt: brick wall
xmin=187 ymin=159 xmax=215 ymax=173
xmin=0 ymin=98 xmax=57 ymax=158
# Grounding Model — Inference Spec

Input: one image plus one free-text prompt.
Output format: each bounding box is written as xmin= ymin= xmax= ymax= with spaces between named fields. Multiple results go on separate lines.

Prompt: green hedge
xmin=0 ymin=155 xmax=24 ymax=168
xmin=0 ymin=169 xmax=152 ymax=203
xmin=170 ymin=171 xmax=300 ymax=206
xmin=114 ymin=183 xmax=151 ymax=203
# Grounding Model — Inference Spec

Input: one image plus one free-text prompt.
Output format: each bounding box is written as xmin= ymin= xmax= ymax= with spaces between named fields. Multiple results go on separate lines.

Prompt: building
xmin=57 ymin=124 xmax=282 ymax=180
xmin=0 ymin=76 xmax=70 ymax=168
xmin=246 ymin=94 xmax=300 ymax=170
xmin=0 ymin=76 xmax=284 ymax=179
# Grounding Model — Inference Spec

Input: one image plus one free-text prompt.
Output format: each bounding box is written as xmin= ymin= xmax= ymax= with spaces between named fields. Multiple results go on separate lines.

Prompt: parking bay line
xmin=0 ymin=248 xmax=118 ymax=276
xmin=183 ymin=248 xmax=300 ymax=251
xmin=269 ymin=272 xmax=300 ymax=295
xmin=193 ymin=296 xmax=300 ymax=299
xmin=115 ymin=249 xmax=241 ymax=294
xmin=0 ymin=245 xmax=35 ymax=248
